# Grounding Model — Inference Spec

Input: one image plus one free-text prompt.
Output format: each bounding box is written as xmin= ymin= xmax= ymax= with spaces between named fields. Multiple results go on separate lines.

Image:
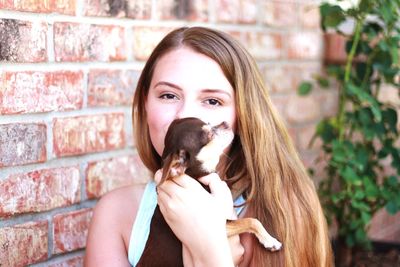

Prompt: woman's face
xmin=145 ymin=47 xmax=237 ymax=156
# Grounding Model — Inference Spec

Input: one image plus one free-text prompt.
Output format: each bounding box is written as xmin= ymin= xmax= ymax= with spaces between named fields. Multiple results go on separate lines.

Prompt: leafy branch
xmin=298 ymin=0 xmax=400 ymax=252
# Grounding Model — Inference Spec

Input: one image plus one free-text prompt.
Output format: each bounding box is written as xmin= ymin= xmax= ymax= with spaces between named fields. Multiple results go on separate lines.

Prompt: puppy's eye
xmin=204 ymin=98 xmax=222 ymax=106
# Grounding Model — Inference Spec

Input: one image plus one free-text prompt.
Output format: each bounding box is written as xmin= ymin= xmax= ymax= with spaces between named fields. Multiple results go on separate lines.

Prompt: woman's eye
xmin=204 ymin=98 xmax=222 ymax=106
xmin=159 ymin=93 xmax=178 ymax=100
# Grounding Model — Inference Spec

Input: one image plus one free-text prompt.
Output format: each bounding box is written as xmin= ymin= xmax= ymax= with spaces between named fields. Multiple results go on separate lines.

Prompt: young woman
xmin=85 ymin=26 xmax=333 ymax=267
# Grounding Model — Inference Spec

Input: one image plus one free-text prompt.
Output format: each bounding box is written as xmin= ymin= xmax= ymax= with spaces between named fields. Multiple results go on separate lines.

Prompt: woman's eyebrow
xmin=202 ymin=89 xmax=233 ymax=98
xmin=153 ymin=81 xmax=182 ymax=90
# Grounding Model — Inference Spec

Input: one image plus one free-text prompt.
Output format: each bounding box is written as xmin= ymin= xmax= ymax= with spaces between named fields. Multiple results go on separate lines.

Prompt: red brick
xmin=216 ymin=0 xmax=257 ymax=24
xmin=53 ymin=209 xmax=93 ymax=253
xmin=0 ymin=167 xmax=80 ymax=218
xmin=263 ymin=65 xmax=298 ymax=93
xmin=0 ymin=221 xmax=48 ymax=266
xmin=286 ymin=126 xmax=297 ymax=147
xmin=317 ymin=90 xmax=339 ymax=117
xmin=286 ymin=94 xmax=321 ymax=124
xmin=262 ymin=1 xmax=298 ymax=28
xmin=0 ymin=123 xmax=46 ymax=168
xmin=368 ymin=208 xmax=400 ymax=242
xmin=53 ymin=113 xmax=125 ymax=157
xmin=300 ymin=3 xmax=321 ymax=29
xmin=82 ymin=0 xmax=151 ymax=18
xmin=215 ymin=0 xmax=239 ymax=23
xmin=324 ymin=33 xmax=347 ymax=64
xmin=1 ymin=71 xmax=84 ymax=115
xmin=0 ymin=19 xmax=47 ymax=62
xmin=52 ymin=0 xmax=76 ymax=14
xmin=294 ymin=64 xmax=323 ymax=88
xmin=126 ymin=0 xmax=152 ymax=18
xmin=378 ymin=84 xmax=400 ymax=106
xmin=242 ymin=31 xmax=282 ymax=60
xmin=54 ymin=23 xmax=126 ymax=62
xmin=83 ymin=0 xmax=126 ymax=17
xmin=0 ymin=0 xmax=75 ymax=14
xmin=86 ymin=154 xmax=150 ymax=198
xmin=270 ymin=94 xmax=289 ymax=122
xmin=157 ymin=0 xmax=208 ymax=21
xmin=87 ymin=69 xmax=139 ymax=107
xmin=47 ymin=255 xmax=84 ymax=267
xmin=297 ymin=124 xmax=322 ymax=151
xmin=287 ymin=32 xmax=323 ymax=60
xmin=300 ymin=151 xmax=326 ymax=185
xmin=132 ymin=27 xmax=173 ymax=61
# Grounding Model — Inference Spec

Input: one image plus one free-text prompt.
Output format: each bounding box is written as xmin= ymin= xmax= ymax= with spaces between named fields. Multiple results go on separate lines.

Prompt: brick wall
xmin=0 ymin=0 xmax=398 ymax=266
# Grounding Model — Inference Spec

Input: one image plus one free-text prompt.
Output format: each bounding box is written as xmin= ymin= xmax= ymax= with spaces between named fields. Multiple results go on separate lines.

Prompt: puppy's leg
xmin=226 ymin=218 xmax=282 ymax=251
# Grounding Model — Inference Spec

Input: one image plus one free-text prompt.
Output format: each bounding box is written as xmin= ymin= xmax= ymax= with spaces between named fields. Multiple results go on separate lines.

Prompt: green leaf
xmin=316 ymin=76 xmax=330 ymax=88
xmin=298 ymin=81 xmax=313 ymax=95
xmin=320 ymin=4 xmax=346 ymax=29
xmin=346 ymin=234 xmax=355 ymax=247
xmin=351 ymin=200 xmax=371 ymax=211
xmin=316 ymin=119 xmax=337 ymax=142
xmin=332 ymin=193 xmax=345 ymax=204
xmin=333 ymin=148 xmax=347 ymax=163
xmin=354 ymin=190 xmax=365 ymax=200
xmin=341 ymin=166 xmax=361 ymax=185
xmin=359 ymin=0 xmax=373 ymax=13
xmin=387 ymin=176 xmax=399 ymax=187
xmin=354 ymin=146 xmax=369 ymax=171
xmin=364 ymin=22 xmax=382 ymax=40
xmin=378 ymin=40 xmax=389 ymax=52
xmin=379 ymin=4 xmax=394 ymax=24
xmin=350 ymin=219 xmax=360 ymax=230
xmin=373 ymin=50 xmax=393 ymax=71
xmin=385 ymin=201 xmax=399 ymax=215
xmin=358 ymin=108 xmax=372 ymax=126
xmin=361 ymin=211 xmax=371 ymax=225
xmin=327 ymin=65 xmax=344 ymax=79
xmin=356 ymin=228 xmax=367 ymax=243
xmin=383 ymin=108 xmax=398 ymax=133
xmin=346 ymin=84 xmax=382 ymax=122
xmin=355 ymin=62 xmax=368 ymax=81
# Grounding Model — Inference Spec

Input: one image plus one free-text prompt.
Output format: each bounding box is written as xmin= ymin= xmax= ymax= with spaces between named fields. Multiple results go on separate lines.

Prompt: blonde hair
xmin=132 ymin=27 xmax=333 ymax=267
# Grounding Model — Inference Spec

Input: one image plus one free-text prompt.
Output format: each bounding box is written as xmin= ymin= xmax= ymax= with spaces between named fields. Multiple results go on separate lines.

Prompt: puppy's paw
xmin=261 ymin=237 xmax=282 ymax=251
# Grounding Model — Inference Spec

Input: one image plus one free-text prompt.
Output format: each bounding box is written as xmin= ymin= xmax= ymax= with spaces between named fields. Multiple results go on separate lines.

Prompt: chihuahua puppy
xmin=136 ymin=117 xmax=282 ymax=267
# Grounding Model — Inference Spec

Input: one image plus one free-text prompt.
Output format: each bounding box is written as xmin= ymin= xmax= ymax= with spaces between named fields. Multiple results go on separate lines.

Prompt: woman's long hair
xmin=133 ymin=26 xmax=333 ymax=267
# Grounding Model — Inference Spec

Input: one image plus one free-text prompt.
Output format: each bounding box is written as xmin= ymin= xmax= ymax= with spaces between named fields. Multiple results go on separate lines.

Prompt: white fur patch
xmin=196 ymin=128 xmax=234 ymax=173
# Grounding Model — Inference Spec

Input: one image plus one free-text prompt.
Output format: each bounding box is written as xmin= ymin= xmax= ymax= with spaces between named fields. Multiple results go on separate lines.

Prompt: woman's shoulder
xmin=97 ymin=183 xmax=147 ymax=211
xmin=90 ymin=183 xmax=148 ymax=246
xmin=85 ymin=183 xmax=149 ymax=265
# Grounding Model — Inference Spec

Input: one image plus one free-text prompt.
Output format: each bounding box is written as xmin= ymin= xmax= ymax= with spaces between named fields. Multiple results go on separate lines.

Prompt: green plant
xmin=298 ymin=0 xmax=400 ymax=263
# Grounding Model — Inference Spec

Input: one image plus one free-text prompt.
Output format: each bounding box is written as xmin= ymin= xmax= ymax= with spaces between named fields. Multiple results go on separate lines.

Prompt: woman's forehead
xmin=149 ymin=47 xmax=233 ymax=93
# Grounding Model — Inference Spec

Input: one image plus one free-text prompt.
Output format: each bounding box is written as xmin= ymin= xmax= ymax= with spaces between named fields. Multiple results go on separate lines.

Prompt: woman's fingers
xmin=228 ymin=234 xmax=245 ymax=266
xmin=198 ymin=173 xmax=229 ymax=195
xmin=154 ymin=169 xmax=162 ymax=184
xmin=198 ymin=173 xmax=234 ymax=219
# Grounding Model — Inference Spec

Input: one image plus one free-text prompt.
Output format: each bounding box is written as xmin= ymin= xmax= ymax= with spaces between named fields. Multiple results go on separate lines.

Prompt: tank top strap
xmin=233 ymin=194 xmax=246 ymax=215
xmin=128 ymin=181 xmax=157 ymax=266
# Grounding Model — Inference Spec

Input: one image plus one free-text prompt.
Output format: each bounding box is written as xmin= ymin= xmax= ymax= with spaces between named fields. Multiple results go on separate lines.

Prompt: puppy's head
xmin=160 ymin=117 xmax=234 ymax=183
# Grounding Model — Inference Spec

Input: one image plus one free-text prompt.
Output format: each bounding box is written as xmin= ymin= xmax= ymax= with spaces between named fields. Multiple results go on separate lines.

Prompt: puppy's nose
xmin=214 ymin=121 xmax=229 ymax=130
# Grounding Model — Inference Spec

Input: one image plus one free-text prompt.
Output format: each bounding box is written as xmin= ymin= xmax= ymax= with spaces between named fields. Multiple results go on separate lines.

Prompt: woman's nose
xmin=175 ymin=102 xmax=198 ymax=119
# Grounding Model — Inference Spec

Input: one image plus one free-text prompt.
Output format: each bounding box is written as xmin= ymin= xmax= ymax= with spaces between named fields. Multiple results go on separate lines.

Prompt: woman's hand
xmin=155 ymin=171 xmax=243 ymax=266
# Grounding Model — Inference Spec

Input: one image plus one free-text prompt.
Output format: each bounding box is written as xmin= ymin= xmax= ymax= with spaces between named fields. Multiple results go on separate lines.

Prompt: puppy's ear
xmin=161 ymin=149 xmax=188 ymax=183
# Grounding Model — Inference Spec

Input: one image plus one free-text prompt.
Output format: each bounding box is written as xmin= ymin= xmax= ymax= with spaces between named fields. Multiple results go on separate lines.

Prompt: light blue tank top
xmin=128 ymin=181 xmax=246 ymax=266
